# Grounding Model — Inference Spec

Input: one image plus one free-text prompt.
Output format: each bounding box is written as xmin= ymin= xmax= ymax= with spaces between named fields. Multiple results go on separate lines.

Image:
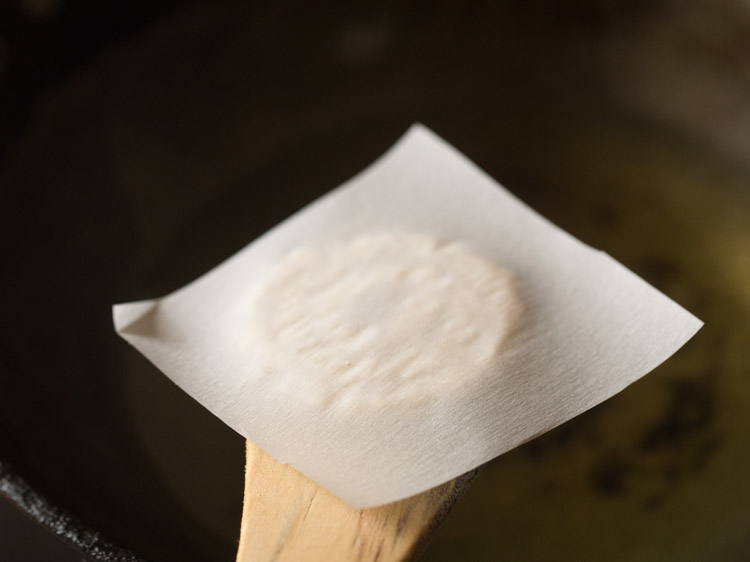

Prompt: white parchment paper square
xmin=113 ymin=124 xmax=702 ymax=507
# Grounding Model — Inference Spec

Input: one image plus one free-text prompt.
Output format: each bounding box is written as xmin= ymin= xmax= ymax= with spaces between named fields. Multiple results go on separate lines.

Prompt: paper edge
xmin=354 ymin=314 xmax=704 ymax=508
xmin=113 ymin=300 xmax=159 ymax=334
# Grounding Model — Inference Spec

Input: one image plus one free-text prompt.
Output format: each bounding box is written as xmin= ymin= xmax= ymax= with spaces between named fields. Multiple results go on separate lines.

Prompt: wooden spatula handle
xmin=236 ymin=441 xmax=478 ymax=562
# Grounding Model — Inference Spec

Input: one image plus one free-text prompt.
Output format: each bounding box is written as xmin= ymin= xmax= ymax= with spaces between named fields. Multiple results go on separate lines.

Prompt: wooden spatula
xmin=236 ymin=441 xmax=479 ymax=562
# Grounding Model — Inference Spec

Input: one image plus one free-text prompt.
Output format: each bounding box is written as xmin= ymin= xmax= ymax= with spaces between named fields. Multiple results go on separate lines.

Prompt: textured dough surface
xmin=246 ymin=232 xmax=521 ymax=410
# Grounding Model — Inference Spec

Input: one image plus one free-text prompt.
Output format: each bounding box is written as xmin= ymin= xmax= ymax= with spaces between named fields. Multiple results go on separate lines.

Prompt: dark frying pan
xmin=1 ymin=2 xmax=748 ymax=561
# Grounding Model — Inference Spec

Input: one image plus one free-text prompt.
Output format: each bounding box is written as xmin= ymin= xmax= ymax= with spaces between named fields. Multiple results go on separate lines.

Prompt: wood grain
xmin=236 ymin=441 xmax=479 ymax=562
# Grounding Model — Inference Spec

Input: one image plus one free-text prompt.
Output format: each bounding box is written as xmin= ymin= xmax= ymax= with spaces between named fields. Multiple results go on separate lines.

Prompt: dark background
xmin=1 ymin=1 xmax=749 ymax=560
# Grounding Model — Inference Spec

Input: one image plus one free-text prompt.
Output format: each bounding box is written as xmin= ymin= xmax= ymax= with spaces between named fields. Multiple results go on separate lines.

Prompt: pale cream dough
xmin=245 ymin=232 xmax=521 ymax=411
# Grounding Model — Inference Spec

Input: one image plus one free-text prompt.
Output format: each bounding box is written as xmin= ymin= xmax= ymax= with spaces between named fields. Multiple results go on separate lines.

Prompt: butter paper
xmin=113 ymin=125 xmax=702 ymax=508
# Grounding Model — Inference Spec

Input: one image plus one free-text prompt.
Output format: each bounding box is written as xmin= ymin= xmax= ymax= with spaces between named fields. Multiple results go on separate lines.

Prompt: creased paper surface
xmin=113 ymin=125 xmax=702 ymax=508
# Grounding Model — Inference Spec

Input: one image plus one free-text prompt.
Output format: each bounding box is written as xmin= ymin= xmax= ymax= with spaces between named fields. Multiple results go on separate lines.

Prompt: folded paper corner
xmin=112 ymin=299 xmax=159 ymax=335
